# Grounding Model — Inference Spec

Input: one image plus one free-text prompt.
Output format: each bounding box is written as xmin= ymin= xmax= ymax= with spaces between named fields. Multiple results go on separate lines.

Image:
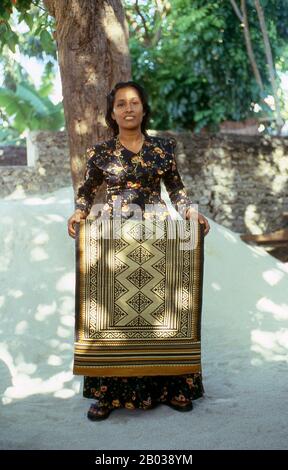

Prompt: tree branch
xmin=241 ymin=0 xmax=264 ymax=91
xmin=229 ymin=0 xmax=243 ymax=22
xmin=229 ymin=1 xmax=264 ymax=93
xmin=134 ymin=0 xmax=150 ymax=40
xmin=254 ymin=0 xmax=284 ymax=131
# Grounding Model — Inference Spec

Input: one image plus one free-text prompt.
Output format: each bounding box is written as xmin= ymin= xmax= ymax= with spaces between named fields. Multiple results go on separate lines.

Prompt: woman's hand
xmin=67 ymin=209 xmax=88 ymax=239
xmin=185 ymin=207 xmax=210 ymax=236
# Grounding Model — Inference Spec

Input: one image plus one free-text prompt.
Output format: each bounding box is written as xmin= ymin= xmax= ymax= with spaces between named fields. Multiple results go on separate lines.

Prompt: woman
xmin=68 ymin=80 xmax=210 ymax=420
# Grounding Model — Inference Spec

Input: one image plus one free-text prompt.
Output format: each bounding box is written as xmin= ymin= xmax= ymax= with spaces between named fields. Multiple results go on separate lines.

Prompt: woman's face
xmin=111 ymin=86 xmax=145 ymax=132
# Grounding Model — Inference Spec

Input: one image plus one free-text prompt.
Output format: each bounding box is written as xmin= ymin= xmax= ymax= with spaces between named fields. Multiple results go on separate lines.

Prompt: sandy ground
xmin=0 ymin=187 xmax=288 ymax=450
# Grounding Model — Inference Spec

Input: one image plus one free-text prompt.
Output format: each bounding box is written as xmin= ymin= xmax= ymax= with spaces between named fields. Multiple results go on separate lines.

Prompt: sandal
xmin=142 ymin=402 xmax=158 ymax=411
xmin=166 ymin=398 xmax=193 ymax=412
xmin=87 ymin=403 xmax=112 ymax=421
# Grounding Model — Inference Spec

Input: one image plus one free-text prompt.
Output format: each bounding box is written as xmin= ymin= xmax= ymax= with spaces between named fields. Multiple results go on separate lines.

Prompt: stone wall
xmin=0 ymin=129 xmax=287 ymax=234
xmin=0 ymin=131 xmax=71 ymax=197
xmin=163 ymin=131 xmax=288 ymax=234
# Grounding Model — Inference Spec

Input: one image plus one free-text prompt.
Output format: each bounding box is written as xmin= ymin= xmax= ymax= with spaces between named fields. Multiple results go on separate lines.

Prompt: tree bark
xmin=43 ymin=0 xmax=131 ymax=203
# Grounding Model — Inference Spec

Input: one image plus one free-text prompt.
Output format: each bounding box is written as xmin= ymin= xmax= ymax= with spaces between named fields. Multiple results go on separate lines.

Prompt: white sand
xmin=0 ymin=186 xmax=288 ymax=450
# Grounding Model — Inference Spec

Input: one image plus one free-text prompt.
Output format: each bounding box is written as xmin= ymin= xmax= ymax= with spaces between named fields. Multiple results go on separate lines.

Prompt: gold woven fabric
xmin=73 ymin=218 xmax=204 ymax=377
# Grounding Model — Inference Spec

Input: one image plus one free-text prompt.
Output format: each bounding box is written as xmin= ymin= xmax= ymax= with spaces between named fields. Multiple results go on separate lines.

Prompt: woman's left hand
xmin=185 ymin=208 xmax=210 ymax=236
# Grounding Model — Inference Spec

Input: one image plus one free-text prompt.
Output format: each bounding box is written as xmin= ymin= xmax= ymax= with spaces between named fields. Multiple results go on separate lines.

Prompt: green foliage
xmin=0 ymin=80 xmax=64 ymax=138
xmin=0 ymin=1 xmax=61 ymax=143
xmin=0 ymin=0 xmax=287 ymax=139
xmin=0 ymin=57 xmax=63 ymax=143
xmin=0 ymin=1 xmax=56 ymax=58
xmin=125 ymin=0 xmax=288 ymax=132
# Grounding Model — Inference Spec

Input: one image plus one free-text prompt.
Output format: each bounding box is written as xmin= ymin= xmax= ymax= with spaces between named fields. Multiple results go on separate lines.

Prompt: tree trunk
xmin=43 ymin=0 xmax=131 ymax=204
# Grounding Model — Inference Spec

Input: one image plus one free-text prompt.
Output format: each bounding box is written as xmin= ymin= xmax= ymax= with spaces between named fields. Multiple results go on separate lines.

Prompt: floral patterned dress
xmin=75 ymin=133 xmax=205 ymax=410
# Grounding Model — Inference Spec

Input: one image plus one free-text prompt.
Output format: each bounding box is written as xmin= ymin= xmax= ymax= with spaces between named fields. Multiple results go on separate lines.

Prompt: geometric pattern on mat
xmin=74 ymin=218 xmax=204 ymax=377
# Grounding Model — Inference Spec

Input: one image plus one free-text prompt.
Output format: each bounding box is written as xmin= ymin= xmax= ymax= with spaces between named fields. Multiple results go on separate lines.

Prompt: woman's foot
xmin=166 ymin=397 xmax=193 ymax=412
xmin=87 ymin=403 xmax=112 ymax=421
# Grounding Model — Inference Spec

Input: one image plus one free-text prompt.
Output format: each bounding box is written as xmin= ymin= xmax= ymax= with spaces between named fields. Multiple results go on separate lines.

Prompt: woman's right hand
xmin=67 ymin=209 xmax=88 ymax=239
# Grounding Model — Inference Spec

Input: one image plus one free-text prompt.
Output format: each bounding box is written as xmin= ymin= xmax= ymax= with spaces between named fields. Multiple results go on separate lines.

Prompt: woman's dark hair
xmin=105 ymin=81 xmax=151 ymax=136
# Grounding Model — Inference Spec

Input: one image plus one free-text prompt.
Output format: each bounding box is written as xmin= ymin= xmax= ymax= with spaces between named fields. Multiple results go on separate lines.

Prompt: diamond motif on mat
xmin=114 ymin=257 xmax=129 ymax=275
xmin=114 ymin=238 xmax=129 ymax=253
xmin=127 ymin=267 xmax=153 ymax=288
xmin=113 ymin=304 xmax=129 ymax=324
xmin=151 ymin=279 xmax=165 ymax=299
xmin=114 ymin=280 xmax=128 ymax=300
xmin=143 ymin=225 xmax=154 ymax=240
xmin=128 ymin=223 xmax=145 ymax=243
xmin=150 ymin=303 xmax=165 ymax=324
xmin=127 ymin=291 xmax=153 ymax=313
xmin=152 ymin=238 xmax=166 ymax=253
xmin=152 ymin=257 xmax=166 ymax=275
xmin=126 ymin=315 xmax=153 ymax=327
xmin=127 ymin=245 xmax=154 ymax=265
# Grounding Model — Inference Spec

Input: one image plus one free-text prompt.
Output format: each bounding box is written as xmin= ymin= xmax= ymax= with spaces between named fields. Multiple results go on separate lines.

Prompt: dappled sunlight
xmin=0 ymin=187 xmax=80 ymax=406
xmin=35 ymin=302 xmax=57 ymax=321
xmin=251 ymin=328 xmax=288 ymax=363
xmin=210 ymin=163 xmax=237 ymax=226
xmin=58 ymin=196 xmax=74 ymax=205
xmin=47 ymin=355 xmax=63 ymax=366
xmin=54 ymin=388 xmax=76 ymax=398
xmin=47 ymin=339 xmax=73 ymax=352
xmin=4 ymin=186 xmax=27 ymax=200
xmin=58 ymin=296 xmax=74 ymax=316
xmin=0 ymin=338 xmax=81 ymax=405
xmin=17 ymin=187 xmax=73 ymax=207
xmin=0 ymin=343 xmax=17 ymax=376
xmin=23 ymin=196 xmax=57 ymax=206
xmin=272 ymin=174 xmax=287 ymax=194
xmin=211 ymin=282 xmax=221 ymax=291
xmin=56 ymin=272 xmax=75 ymax=293
xmin=32 ymin=232 xmax=50 ymax=244
xmin=49 ymin=339 xmax=61 ymax=348
xmin=256 ymin=155 xmax=287 ymax=194
xmin=256 ymin=297 xmax=288 ymax=321
xmin=57 ymin=326 xmax=72 ymax=338
xmin=60 ymin=315 xmax=74 ymax=327
xmin=15 ymin=320 xmax=29 ymax=335
xmin=3 ymin=368 xmax=80 ymax=402
xmin=0 ymin=229 xmax=14 ymax=272
xmin=30 ymin=246 xmax=49 ymax=261
xmin=14 ymin=353 xmax=37 ymax=375
xmin=244 ymin=204 xmax=266 ymax=234
xmin=7 ymin=289 xmax=23 ymax=298
xmin=262 ymin=268 xmax=285 ymax=286
xmin=74 ymin=120 xmax=88 ymax=135
xmin=276 ymin=262 xmax=288 ymax=274
xmin=1 ymin=184 xmax=288 ymax=430
xmin=201 ymin=211 xmax=288 ymax=373
xmin=36 ymin=214 xmax=65 ymax=224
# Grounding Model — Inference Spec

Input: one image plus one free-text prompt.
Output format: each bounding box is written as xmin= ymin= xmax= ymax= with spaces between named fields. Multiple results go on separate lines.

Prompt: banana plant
xmin=0 ymin=81 xmax=64 ymax=135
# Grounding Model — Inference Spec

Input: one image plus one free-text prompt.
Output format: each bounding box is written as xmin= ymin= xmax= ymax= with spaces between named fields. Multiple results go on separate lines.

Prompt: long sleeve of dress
xmin=75 ymin=147 xmax=104 ymax=214
xmin=162 ymin=138 xmax=193 ymax=214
